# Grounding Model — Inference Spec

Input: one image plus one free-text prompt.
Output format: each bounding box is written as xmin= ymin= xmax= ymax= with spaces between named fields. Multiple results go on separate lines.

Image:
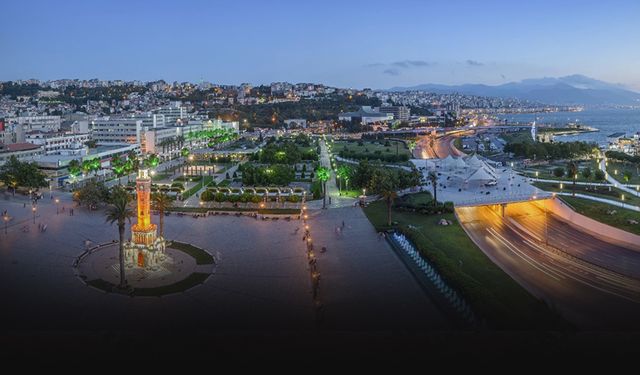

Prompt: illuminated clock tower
xmin=131 ymin=169 xmax=157 ymax=246
xmin=124 ymin=169 xmax=166 ymax=269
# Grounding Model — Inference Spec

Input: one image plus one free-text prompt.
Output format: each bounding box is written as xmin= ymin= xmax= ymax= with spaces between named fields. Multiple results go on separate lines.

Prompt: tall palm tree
xmin=316 ymin=166 xmax=330 ymax=209
xmin=152 ymin=191 xmax=174 ymax=238
xmin=381 ymin=187 xmax=397 ymax=227
xmin=567 ymin=161 xmax=578 ymax=197
xmin=428 ymin=171 xmax=438 ymax=206
xmin=105 ymin=187 xmax=135 ymax=289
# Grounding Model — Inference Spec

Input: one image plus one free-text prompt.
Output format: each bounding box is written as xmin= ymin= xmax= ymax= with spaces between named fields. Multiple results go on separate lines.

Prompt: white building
xmin=11 ymin=115 xmax=61 ymax=132
xmin=0 ymin=143 xmax=44 ymax=166
xmin=91 ymin=117 xmax=143 ymax=145
xmin=25 ymin=131 xmax=90 ymax=155
xmin=154 ymin=102 xmax=188 ymax=125
xmin=379 ymin=106 xmax=410 ymax=122
xmin=338 ymin=106 xmax=393 ymax=125
xmin=1 ymin=122 xmax=26 ymax=144
xmin=284 ymin=119 xmax=307 ymax=128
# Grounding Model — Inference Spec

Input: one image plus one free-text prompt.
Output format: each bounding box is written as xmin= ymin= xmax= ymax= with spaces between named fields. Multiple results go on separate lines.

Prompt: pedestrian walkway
xmin=182 ymin=164 xmax=238 ymax=206
xmin=307 ymin=206 xmax=447 ymax=330
xmin=599 ymin=158 xmax=640 ymax=198
xmin=306 ymin=139 xmax=357 ymax=209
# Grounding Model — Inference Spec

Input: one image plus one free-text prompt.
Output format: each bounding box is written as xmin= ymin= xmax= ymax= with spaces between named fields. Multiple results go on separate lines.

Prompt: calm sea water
xmin=497 ymin=108 xmax=640 ymax=145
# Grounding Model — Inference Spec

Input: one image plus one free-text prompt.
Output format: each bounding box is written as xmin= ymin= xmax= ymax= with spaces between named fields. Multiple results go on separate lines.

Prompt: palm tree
xmin=381 ymin=186 xmax=397 ymax=227
xmin=316 ymin=166 xmax=330 ymax=209
xmin=567 ymin=161 xmax=578 ymax=197
xmin=152 ymin=191 xmax=174 ymax=238
xmin=428 ymin=171 xmax=438 ymax=206
xmin=105 ymin=186 xmax=135 ymax=288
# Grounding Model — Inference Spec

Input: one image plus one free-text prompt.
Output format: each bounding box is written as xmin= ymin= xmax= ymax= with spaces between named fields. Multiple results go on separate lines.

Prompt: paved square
xmin=0 ymin=193 xmax=446 ymax=334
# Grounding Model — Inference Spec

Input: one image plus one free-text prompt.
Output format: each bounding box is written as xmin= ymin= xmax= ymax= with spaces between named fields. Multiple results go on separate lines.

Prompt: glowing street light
xmin=3 ymin=214 xmax=9 ymax=234
xmin=55 ymin=198 xmax=60 ymax=215
xmin=32 ymin=206 xmax=37 ymax=224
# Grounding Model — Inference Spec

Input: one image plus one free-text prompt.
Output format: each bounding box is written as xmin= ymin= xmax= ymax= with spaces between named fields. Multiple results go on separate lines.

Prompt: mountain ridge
xmin=388 ymin=75 xmax=640 ymax=105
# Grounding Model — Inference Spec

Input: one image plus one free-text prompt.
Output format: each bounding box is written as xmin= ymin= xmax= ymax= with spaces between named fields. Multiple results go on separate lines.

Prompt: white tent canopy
xmin=453 ymin=156 xmax=467 ymax=169
xmin=466 ymin=154 xmax=484 ymax=168
xmin=466 ymin=167 xmax=497 ymax=183
xmin=411 ymin=159 xmax=435 ymax=170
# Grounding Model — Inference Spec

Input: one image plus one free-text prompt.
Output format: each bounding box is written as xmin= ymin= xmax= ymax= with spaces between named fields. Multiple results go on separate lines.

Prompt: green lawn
xmin=181 ymin=176 xmax=214 ymax=199
xmin=605 ymin=161 xmax=640 ymax=185
xmin=517 ymin=159 xmax=600 ymax=183
xmin=559 ymin=196 xmax=640 ymax=236
xmin=533 ymin=181 xmax=640 ymax=206
xmin=363 ymin=198 xmax=569 ymax=330
xmin=335 ymin=140 xmax=411 ymax=160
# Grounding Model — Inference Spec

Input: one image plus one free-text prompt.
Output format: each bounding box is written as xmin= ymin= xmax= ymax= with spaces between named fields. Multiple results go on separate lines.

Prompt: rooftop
xmin=1 ymin=143 xmax=42 ymax=152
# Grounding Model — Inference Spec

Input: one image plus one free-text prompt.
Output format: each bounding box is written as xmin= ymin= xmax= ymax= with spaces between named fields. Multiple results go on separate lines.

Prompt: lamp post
xmin=3 ymin=214 xmax=9 ymax=234
xmin=55 ymin=198 xmax=60 ymax=215
xmin=32 ymin=206 xmax=37 ymax=224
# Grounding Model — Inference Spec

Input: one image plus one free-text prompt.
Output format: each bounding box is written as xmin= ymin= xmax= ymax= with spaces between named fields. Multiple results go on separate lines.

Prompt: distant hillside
xmin=389 ymin=75 xmax=640 ymax=106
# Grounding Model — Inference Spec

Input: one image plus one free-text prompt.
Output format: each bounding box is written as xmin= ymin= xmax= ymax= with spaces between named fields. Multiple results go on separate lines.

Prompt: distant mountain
xmin=389 ymin=75 xmax=640 ymax=106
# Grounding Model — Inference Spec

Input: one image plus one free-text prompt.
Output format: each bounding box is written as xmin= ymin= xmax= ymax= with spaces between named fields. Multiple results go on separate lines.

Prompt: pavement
xmin=307 ymin=206 xmax=448 ymax=330
xmin=0 ymin=183 xmax=447 ymax=334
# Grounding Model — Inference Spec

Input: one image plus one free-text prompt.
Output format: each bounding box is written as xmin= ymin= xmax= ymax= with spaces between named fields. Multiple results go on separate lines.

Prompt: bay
xmin=497 ymin=108 xmax=640 ymax=145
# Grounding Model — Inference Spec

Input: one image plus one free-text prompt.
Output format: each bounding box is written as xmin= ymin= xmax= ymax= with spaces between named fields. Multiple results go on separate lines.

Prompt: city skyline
xmin=2 ymin=0 xmax=640 ymax=90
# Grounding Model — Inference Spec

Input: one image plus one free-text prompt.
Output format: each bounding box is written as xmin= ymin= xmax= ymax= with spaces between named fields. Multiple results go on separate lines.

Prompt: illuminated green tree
xmin=316 ymin=166 xmax=330 ymax=208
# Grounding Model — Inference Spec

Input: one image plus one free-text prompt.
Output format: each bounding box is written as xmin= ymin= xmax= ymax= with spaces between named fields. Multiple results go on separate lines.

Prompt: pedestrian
xmin=23 ymin=203 xmax=26 ymax=208
xmin=341 ymin=220 xmax=345 ymax=229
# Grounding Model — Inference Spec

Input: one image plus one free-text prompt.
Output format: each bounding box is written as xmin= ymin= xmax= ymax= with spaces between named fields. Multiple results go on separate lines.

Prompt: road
xmin=412 ymin=134 xmax=466 ymax=159
xmin=456 ymin=201 xmax=640 ymax=329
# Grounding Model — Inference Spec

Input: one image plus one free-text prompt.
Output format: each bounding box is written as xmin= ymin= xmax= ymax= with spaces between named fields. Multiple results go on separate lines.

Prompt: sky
xmin=2 ymin=0 xmax=640 ymax=90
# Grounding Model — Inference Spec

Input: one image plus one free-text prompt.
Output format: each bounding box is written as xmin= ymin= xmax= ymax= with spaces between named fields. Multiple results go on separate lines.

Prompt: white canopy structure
xmin=453 ymin=156 xmax=467 ymax=169
xmin=465 ymin=167 xmax=497 ymax=184
xmin=410 ymin=159 xmax=436 ymax=171
xmin=439 ymin=155 xmax=456 ymax=170
xmin=440 ymin=155 xmax=468 ymax=170
xmin=466 ymin=154 xmax=484 ymax=168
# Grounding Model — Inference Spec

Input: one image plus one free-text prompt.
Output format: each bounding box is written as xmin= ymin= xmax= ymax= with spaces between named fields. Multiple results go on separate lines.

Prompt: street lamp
xmin=55 ymin=198 xmax=60 ymax=215
xmin=3 ymin=214 xmax=9 ymax=234
xmin=32 ymin=206 xmax=37 ymax=224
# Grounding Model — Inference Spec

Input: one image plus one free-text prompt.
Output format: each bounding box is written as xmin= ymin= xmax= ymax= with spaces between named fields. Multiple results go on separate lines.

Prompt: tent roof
xmin=466 ymin=167 xmax=496 ymax=182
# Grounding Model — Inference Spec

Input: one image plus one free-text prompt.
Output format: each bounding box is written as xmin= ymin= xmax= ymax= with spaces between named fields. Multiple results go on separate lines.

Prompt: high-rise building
xmin=91 ymin=117 xmax=143 ymax=145
xmin=379 ymin=106 xmax=410 ymax=122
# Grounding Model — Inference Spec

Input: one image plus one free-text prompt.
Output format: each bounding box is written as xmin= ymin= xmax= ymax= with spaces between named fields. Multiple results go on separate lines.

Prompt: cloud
xmin=392 ymin=60 xmax=434 ymax=68
xmin=383 ymin=68 xmax=401 ymax=76
xmin=364 ymin=63 xmax=385 ymax=68
xmin=466 ymin=59 xmax=484 ymax=67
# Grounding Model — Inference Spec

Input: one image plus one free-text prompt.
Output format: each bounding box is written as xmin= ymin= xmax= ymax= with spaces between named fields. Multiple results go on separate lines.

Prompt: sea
xmin=497 ymin=108 xmax=640 ymax=146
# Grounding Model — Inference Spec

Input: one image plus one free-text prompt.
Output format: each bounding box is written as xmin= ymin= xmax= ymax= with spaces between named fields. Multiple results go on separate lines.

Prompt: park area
xmin=560 ymin=196 xmax=640 ymax=235
xmin=335 ymin=139 xmax=411 ymax=163
xmin=363 ymin=193 xmax=568 ymax=330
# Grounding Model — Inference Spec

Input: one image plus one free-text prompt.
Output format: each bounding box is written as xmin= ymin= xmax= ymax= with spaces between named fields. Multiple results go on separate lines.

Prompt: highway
xmin=457 ymin=201 xmax=640 ymax=329
xmin=413 ymin=133 xmax=468 ymax=159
